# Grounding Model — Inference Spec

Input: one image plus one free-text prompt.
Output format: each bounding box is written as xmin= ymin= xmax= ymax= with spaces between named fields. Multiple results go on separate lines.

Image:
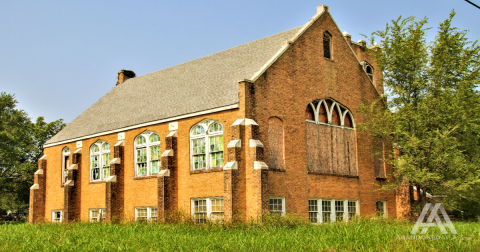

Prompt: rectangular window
xmin=135 ymin=207 xmax=158 ymax=222
xmin=209 ymin=136 xmax=224 ymax=167
xmin=192 ymin=138 xmax=206 ymax=169
xmin=376 ymin=201 xmax=386 ymax=217
xmin=52 ymin=210 xmax=63 ymax=223
xmin=192 ymin=197 xmax=224 ymax=223
xmin=91 ymin=155 xmax=100 ymax=181
xmin=136 ymin=148 xmax=147 ymax=176
xmin=63 ymin=155 xmax=70 ymax=184
xmin=269 ymin=196 xmax=285 ymax=215
xmin=90 ymin=208 xmax=106 ymax=222
xmin=150 ymin=145 xmax=161 ymax=174
xmin=310 ymin=199 xmax=358 ymax=223
xmin=308 ymin=200 xmax=318 ymax=223
xmin=102 ymin=153 xmax=110 ymax=179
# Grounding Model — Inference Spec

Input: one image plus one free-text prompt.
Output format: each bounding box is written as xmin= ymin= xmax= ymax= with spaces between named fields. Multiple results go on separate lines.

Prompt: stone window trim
xmin=89 ymin=208 xmax=106 ymax=222
xmin=308 ymin=198 xmax=358 ymax=224
xmin=376 ymin=201 xmax=387 ymax=217
xmin=89 ymin=140 xmax=111 ymax=182
xmin=190 ymin=119 xmax=224 ymax=171
xmin=191 ymin=197 xmax=224 ymax=223
xmin=52 ymin=210 xmax=63 ymax=223
xmin=360 ymin=61 xmax=374 ymax=83
xmin=190 ymin=167 xmax=223 ymax=175
xmin=61 ymin=147 xmax=70 ymax=186
xmin=307 ymin=171 xmax=359 ymax=179
xmin=133 ymin=175 xmax=158 ymax=180
xmin=134 ymin=206 xmax=158 ymax=222
xmin=134 ymin=131 xmax=161 ymax=177
xmin=269 ymin=196 xmax=286 ymax=216
xmin=306 ymin=98 xmax=355 ymax=128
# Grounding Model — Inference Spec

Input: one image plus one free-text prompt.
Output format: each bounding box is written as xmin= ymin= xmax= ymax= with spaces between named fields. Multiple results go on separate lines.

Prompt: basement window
xmin=135 ymin=206 xmax=158 ymax=222
xmin=190 ymin=120 xmax=224 ymax=171
xmin=308 ymin=199 xmax=358 ymax=223
xmin=89 ymin=208 xmax=106 ymax=222
xmin=62 ymin=147 xmax=70 ymax=185
xmin=269 ymin=196 xmax=286 ymax=215
xmin=52 ymin=210 xmax=63 ymax=223
xmin=192 ymin=197 xmax=224 ymax=223
xmin=376 ymin=201 xmax=386 ymax=217
xmin=90 ymin=140 xmax=111 ymax=182
xmin=134 ymin=131 xmax=161 ymax=177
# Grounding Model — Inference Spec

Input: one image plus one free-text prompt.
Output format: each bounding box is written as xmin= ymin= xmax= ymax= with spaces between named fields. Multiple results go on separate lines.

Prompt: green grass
xmin=1 ymin=218 xmax=479 ymax=251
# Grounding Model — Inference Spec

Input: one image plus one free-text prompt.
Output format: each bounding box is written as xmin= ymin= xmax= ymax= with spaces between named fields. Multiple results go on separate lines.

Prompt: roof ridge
xmin=130 ymin=26 xmax=303 ymax=82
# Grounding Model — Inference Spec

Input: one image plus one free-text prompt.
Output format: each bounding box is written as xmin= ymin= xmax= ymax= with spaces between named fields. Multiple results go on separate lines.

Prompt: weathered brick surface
xmin=35 ymin=9 xmax=407 ymax=222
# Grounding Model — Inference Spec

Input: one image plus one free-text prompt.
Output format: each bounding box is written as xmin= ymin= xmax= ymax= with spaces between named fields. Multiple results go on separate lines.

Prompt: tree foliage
xmin=359 ymin=11 xmax=480 ymax=218
xmin=0 ymin=92 xmax=65 ymax=214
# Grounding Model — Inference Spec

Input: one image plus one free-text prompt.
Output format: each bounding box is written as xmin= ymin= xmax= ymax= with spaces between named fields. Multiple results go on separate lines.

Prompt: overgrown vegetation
xmin=0 ymin=218 xmax=478 ymax=251
xmin=0 ymin=92 xmax=65 ymax=216
xmin=359 ymin=11 xmax=480 ymax=219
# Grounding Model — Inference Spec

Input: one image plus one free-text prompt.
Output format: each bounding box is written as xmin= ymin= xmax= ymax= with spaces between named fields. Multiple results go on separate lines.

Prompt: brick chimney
xmin=117 ymin=70 xmax=136 ymax=85
xmin=343 ymin=31 xmax=351 ymax=44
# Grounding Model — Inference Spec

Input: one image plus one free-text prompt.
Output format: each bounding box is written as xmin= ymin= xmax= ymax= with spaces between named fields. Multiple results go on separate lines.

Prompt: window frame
xmin=269 ymin=196 xmax=286 ymax=216
xmin=361 ymin=61 xmax=374 ymax=83
xmin=376 ymin=201 xmax=387 ymax=217
xmin=52 ymin=210 xmax=63 ymax=223
xmin=191 ymin=197 xmax=224 ymax=223
xmin=190 ymin=120 xmax=224 ymax=171
xmin=134 ymin=206 xmax=158 ymax=222
xmin=89 ymin=208 xmax=106 ymax=222
xmin=323 ymin=32 xmax=332 ymax=59
xmin=90 ymin=140 xmax=111 ymax=182
xmin=134 ymin=131 xmax=161 ymax=177
xmin=308 ymin=198 xmax=358 ymax=224
xmin=62 ymin=147 xmax=70 ymax=185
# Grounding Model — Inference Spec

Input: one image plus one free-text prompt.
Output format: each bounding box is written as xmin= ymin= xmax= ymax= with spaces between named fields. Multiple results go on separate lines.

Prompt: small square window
xmin=135 ymin=207 xmax=157 ymax=222
xmin=52 ymin=210 xmax=63 ymax=223
xmin=269 ymin=196 xmax=285 ymax=215
xmin=89 ymin=208 xmax=106 ymax=222
xmin=192 ymin=197 xmax=224 ymax=223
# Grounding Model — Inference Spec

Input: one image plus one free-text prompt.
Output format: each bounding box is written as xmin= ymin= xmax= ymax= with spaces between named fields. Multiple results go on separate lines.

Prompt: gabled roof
xmin=45 ymin=26 xmax=303 ymax=146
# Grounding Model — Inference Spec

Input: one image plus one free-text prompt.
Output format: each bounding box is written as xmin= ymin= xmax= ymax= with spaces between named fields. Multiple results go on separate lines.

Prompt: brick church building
xmin=29 ymin=5 xmax=409 ymax=224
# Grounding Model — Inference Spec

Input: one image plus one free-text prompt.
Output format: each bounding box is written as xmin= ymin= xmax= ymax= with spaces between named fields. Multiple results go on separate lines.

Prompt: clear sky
xmin=1 ymin=0 xmax=479 ymax=123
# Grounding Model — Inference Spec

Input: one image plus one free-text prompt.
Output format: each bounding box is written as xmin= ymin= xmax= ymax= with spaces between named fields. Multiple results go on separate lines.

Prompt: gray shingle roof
xmin=45 ymin=26 xmax=302 ymax=146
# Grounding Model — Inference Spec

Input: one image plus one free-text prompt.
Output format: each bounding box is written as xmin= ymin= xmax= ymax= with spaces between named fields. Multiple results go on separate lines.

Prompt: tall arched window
xmin=323 ymin=32 xmax=332 ymax=59
xmin=134 ymin=131 xmax=161 ymax=177
xmin=268 ymin=117 xmax=285 ymax=170
xmin=90 ymin=140 xmax=111 ymax=182
xmin=305 ymin=98 xmax=357 ymax=176
xmin=190 ymin=119 xmax=224 ymax=170
xmin=62 ymin=147 xmax=70 ymax=184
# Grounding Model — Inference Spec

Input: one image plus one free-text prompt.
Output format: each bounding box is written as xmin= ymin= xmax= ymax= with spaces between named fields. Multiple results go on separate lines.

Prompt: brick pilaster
xmin=64 ymin=150 xmax=81 ymax=223
xmin=224 ymin=120 xmax=244 ymax=221
xmin=105 ymin=141 xmax=124 ymax=222
xmin=29 ymin=155 xmax=47 ymax=223
xmin=158 ymin=131 xmax=178 ymax=221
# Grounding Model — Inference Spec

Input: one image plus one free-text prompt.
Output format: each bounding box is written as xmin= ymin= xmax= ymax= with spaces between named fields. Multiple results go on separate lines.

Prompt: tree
xmin=0 ymin=92 xmax=66 ymax=215
xmin=359 ymin=11 xmax=480 ymax=219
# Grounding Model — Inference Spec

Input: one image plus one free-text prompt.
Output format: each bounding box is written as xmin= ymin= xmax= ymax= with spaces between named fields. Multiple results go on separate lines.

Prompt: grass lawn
xmin=1 ymin=219 xmax=479 ymax=251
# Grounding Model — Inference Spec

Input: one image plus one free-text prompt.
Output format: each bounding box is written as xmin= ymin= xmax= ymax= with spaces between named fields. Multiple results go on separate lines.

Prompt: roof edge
xmin=44 ymin=103 xmax=239 ymax=148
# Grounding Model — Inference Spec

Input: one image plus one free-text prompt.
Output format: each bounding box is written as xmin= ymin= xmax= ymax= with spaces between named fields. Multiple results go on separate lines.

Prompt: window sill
xmin=269 ymin=168 xmax=286 ymax=172
xmin=307 ymin=171 xmax=358 ymax=178
xmin=134 ymin=175 xmax=158 ymax=180
xmin=376 ymin=177 xmax=387 ymax=181
xmin=89 ymin=180 xmax=106 ymax=185
xmin=190 ymin=167 xmax=224 ymax=175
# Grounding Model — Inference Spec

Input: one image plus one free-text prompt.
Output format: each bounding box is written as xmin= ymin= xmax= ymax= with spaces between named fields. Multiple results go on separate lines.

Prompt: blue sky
xmin=1 ymin=0 xmax=479 ymax=123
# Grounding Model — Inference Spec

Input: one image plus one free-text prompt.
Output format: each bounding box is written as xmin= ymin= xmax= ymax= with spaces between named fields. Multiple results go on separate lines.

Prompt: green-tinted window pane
xmin=63 ymin=147 xmax=70 ymax=154
xmin=137 ymin=148 xmax=147 ymax=162
xmin=136 ymin=136 xmax=146 ymax=145
xmin=102 ymin=153 xmax=110 ymax=167
xmin=103 ymin=167 xmax=110 ymax=178
xmin=194 ymin=155 xmax=206 ymax=169
xmin=102 ymin=142 xmax=110 ymax=151
xmin=209 ymin=123 xmax=223 ymax=133
xmin=150 ymin=133 xmax=160 ymax=143
xmin=137 ymin=163 xmax=147 ymax=176
xmin=91 ymin=145 xmax=99 ymax=153
xmin=91 ymin=155 xmax=99 ymax=168
xmin=210 ymin=135 xmax=223 ymax=152
xmin=150 ymin=145 xmax=160 ymax=160
xmin=192 ymin=126 xmax=205 ymax=135
xmin=210 ymin=152 xmax=224 ymax=167
xmin=151 ymin=160 xmax=161 ymax=174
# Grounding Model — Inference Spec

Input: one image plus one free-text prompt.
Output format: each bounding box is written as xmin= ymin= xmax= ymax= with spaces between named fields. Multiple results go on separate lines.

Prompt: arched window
xmin=305 ymin=98 xmax=357 ymax=176
xmin=90 ymin=140 xmax=111 ymax=182
xmin=362 ymin=61 xmax=374 ymax=83
xmin=190 ymin=119 xmax=224 ymax=170
xmin=268 ymin=117 xmax=285 ymax=170
xmin=323 ymin=32 xmax=332 ymax=59
xmin=134 ymin=131 xmax=161 ymax=177
xmin=62 ymin=147 xmax=70 ymax=184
